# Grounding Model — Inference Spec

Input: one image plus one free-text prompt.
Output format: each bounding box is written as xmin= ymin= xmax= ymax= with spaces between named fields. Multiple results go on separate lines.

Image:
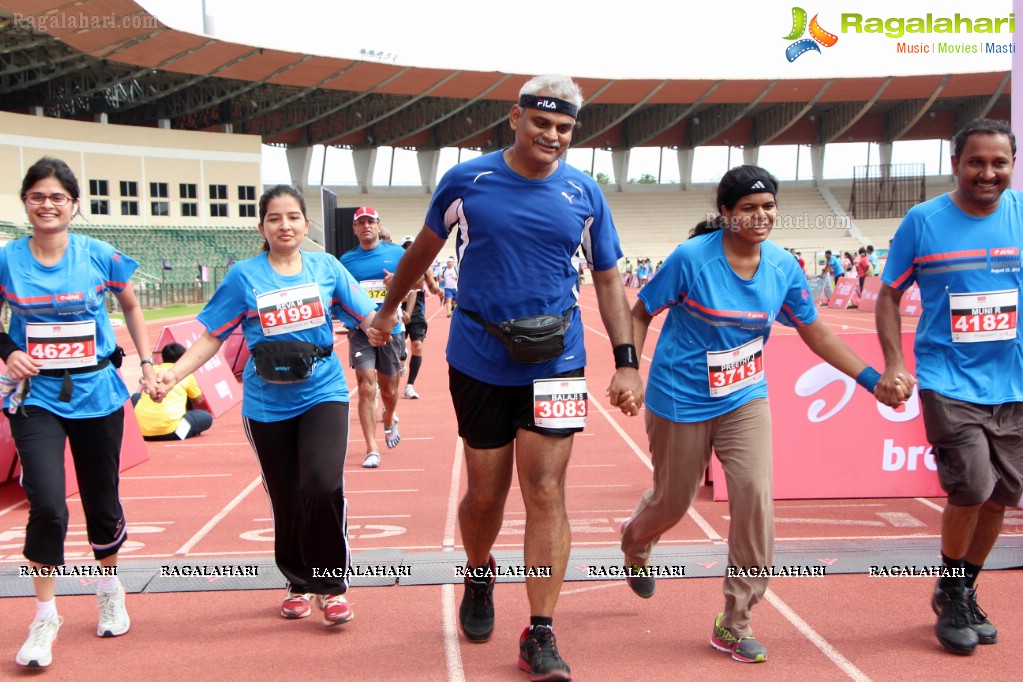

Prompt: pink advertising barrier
xmin=154 ymin=320 xmax=241 ymax=418
xmin=827 ymin=277 xmax=860 ymax=309
xmin=898 ymin=283 xmax=923 ymax=317
xmin=710 ymin=332 xmax=942 ymax=500
xmin=857 ymin=277 xmax=883 ymax=312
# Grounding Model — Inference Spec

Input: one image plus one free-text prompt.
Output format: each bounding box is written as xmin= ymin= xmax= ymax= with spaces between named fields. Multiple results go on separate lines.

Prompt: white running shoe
xmin=96 ymin=586 xmax=131 ymax=637
xmin=16 ymin=614 xmax=63 ymax=667
xmin=404 ymin=384 xmax=420 ymax=399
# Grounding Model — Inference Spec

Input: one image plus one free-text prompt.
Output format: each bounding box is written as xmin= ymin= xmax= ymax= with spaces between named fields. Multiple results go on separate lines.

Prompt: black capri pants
xmin=6 ymin=405 xmax=127 ymax=566
xmin=243 ymin=401 xmax=352 ymax=595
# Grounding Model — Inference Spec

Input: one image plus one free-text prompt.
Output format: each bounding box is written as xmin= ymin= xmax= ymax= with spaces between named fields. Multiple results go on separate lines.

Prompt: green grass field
xmin=111 ymin=302 xmax=204 ymax=323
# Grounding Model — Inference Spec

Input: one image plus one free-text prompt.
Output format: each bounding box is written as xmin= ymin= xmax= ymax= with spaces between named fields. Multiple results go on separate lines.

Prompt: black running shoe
xmin=932 ymin=583 xmax=997 ymax=644
xmin=934 ymin=584 xmax=980 ymax=655
xmin=518 ymin=625 xmax=571 ymax=681
xmin=459 ymin=555 xmax=496 ymax=642
xmin=625 ymin=562 xmax=656 ymax=599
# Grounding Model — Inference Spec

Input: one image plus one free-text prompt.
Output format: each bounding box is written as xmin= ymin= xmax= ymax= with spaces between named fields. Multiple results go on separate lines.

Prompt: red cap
xmin=353 ymin=206 xmax=379 ymax=222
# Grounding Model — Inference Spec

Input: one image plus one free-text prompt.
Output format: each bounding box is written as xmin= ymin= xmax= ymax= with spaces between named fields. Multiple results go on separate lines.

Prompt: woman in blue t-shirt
xmin=617 ymin=165 xmax=910 ymax=664
xmin=151 ymin=185 xmax=380 ymax=628
xmin=2 ymin=157 xmax=156 ymax=668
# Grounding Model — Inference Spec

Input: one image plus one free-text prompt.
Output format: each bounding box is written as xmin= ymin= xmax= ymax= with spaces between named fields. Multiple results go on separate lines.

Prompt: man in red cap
xmin=340 ymin=207 xmax=406 ymax=468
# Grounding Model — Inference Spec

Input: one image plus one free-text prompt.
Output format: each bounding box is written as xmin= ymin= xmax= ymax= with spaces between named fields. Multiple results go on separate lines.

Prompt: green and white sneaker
xmin=710 ymin=612 xmax=767 ymax=663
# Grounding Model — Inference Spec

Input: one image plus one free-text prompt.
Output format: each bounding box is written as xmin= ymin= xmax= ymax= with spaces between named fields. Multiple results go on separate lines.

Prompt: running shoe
xmin=459 ymin=555 xmax=496 ymax=642
xmin=281 ymin=592 xmax=314 ymax=619
xmin=933 ymin=584 xmax=981 ymax=654
xmin=619 ymin=520 xmax=655 ymax=598
xmin=710 ymin=613 xmax=767 ymax=663
xmin=318 ymin=594 xmax=354 ymax=626
xmin=931 ymin=582 xmax=997 ymax=644
xmin=384 ymin=419 xmax=401 ymax=448
xmin=96 ymin=585 xmax=131 ymax=637
xmin=404 ymin=384 xmax=420 ymax=399
xmin=624 ymin=562 xmax=655 ymax=599
xmin=518 ymin=625 xmax=571 ymax=681
xmin=15 ymin=615 xmax=62 ymax=668
xmin=362 ymin=452 xmax=381 ymax=468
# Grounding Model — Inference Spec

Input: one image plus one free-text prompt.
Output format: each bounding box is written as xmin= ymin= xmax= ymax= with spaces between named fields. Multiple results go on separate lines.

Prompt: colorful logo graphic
xmin=784 ymin=7 xmax=839 ymax=62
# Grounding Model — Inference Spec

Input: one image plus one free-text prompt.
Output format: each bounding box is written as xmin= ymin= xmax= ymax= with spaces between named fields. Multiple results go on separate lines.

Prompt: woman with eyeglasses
xmin=0 ymin=157 xmax=156 ymax=668
xmin=150 ymin=185 xmax=383 ymax=628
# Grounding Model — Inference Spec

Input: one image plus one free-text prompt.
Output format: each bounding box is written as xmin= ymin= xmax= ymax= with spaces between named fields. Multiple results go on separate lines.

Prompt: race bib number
xmin=360 ymin=279 xmax=387 ymax=302
xmin=26 ymin=321 xmax=97 ymax=369
xmin=533 ymin=377 xmax=588 ymax=429
xmin=707 ymin=337 xmax=764 ymax=397
xmin=256 ymin=283 xmax=327 ymax=336
xmin=950 ymin=289 xmax=1018 ymax=343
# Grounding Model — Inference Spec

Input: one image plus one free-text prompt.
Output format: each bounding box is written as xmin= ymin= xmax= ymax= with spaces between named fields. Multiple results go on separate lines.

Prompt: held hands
xmin=137 ymin=362 xmax=158 ymax=399
xmin=149 ymin=367 xmax=179 ymax=403
xmin=874 ymin=364 xmax=916 ymax=409
xmin=367 ymin=309 xmax=398 ymax=347
xmin=607 ymin=367 xmax=644 ymax=417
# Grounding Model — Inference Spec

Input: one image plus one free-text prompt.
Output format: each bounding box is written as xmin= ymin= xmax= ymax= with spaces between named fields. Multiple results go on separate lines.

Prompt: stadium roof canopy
xmin=0 ymin=0 xmax=1011 ymax=153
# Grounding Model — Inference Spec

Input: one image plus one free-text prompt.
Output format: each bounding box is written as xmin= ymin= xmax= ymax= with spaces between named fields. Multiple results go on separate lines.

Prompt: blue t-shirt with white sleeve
xmin=425 ymin=150 xmax=623 ymax=385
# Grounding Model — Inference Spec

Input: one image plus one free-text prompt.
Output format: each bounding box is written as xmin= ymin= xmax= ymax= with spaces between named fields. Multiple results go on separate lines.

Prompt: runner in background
xmin=2 ymin=156 xmax=156 ymax=668
xmin=400 ymin=235 xmax=441 ymax=399
xmin=340 ymin=206 xmax=406 ymax=468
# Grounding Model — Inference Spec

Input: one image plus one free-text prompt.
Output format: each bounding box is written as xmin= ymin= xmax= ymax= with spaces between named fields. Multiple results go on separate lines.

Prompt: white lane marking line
xmin=0 ymin=499 xmax=28 ymax=518
xmin=914 ymin=497 xmax=945 ymax=513
xmin=174 ymin=475 xmax=262 ymax=556
xmin=442 ymin=436 xmax=466 ymax=682
xmin=590 ymin=394 xmax=723 ymax=543
xmin=561 ymin=582 xmax=625 ymax=596
xmin=765 ymin=589 xmax=872 ymax=682
xmin=120 ymin=474 xmax=233 ymax=479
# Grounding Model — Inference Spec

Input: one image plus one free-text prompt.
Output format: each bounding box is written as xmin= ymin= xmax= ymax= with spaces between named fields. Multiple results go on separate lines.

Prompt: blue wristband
xmin=856 ymin=367 xmax=881 ymax=393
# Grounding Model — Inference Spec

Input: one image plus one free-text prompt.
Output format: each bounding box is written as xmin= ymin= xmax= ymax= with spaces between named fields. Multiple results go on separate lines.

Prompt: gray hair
xmin=519 ymin=75 xmax=583 ymax=109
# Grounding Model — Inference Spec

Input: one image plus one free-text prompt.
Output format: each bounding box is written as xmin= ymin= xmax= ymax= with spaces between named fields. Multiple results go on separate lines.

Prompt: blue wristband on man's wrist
xmin=856 ymin=367 xmax=881 ymax=393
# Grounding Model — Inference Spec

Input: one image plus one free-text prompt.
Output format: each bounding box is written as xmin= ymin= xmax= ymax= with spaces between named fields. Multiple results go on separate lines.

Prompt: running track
xmin=0 ymin=285 xmax=1020 ymax=681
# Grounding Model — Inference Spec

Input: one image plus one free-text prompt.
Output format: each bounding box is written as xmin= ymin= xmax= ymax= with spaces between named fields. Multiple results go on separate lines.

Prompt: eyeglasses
xmin=23 ymin=192 xmax=73 ymax=206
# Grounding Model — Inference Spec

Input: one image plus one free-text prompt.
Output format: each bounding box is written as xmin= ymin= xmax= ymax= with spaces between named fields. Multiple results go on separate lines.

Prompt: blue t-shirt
xmin=883 ymin=191 xmax=1023 ymax=404
xmin=0 ymin=234 xmax=135 ymax=418
xmin=340 ymin=241 xmax=405 ymax=334
xmin=426 ymin=150 xmax=623 ymax=385
xmin=639 ymin=230 xmax=818 ymax=422
xmin=198 ymin=251 xmax=376 ymax=422
xmin=828 ymin=254 xmax=843 ymax=279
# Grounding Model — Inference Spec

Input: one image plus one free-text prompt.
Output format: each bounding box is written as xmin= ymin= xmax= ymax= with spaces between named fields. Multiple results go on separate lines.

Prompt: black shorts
xmin=407 ymin=320 xmax=427 ymax=342
xmin=448 ymin=366 xmax=585 ymax=450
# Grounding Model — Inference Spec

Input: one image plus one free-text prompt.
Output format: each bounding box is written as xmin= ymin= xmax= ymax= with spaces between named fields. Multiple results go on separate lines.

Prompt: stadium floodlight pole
xmin=202 ymin=0 xmax=215 ymax=36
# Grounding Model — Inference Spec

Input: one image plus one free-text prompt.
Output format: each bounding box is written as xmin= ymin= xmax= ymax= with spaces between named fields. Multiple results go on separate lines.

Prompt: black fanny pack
xmin=36 ymin=346 xmax=125 ymax=402
xmin=250 ymin=341 xmax=333 ymax=384
xmin=462 ymin=309 xmax=571 ymax=364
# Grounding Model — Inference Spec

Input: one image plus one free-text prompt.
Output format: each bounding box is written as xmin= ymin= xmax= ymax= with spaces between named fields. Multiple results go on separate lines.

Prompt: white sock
xmin=97 ymin=574 xmax=120 ymax=593
xmin=35 ymin=598 xmax=58 ymax=621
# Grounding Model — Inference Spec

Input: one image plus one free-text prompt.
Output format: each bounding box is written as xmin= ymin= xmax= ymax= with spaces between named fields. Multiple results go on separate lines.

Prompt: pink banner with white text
xmin=710 ymin=332 xmax=942 ymax=500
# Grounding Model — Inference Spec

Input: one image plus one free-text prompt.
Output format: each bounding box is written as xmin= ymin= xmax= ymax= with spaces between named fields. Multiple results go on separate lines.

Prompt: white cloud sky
xmin=135 ymin=0 xmax=1014 ymax=185
xmin=139 ymin=0 xmax=1012 ymax=79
